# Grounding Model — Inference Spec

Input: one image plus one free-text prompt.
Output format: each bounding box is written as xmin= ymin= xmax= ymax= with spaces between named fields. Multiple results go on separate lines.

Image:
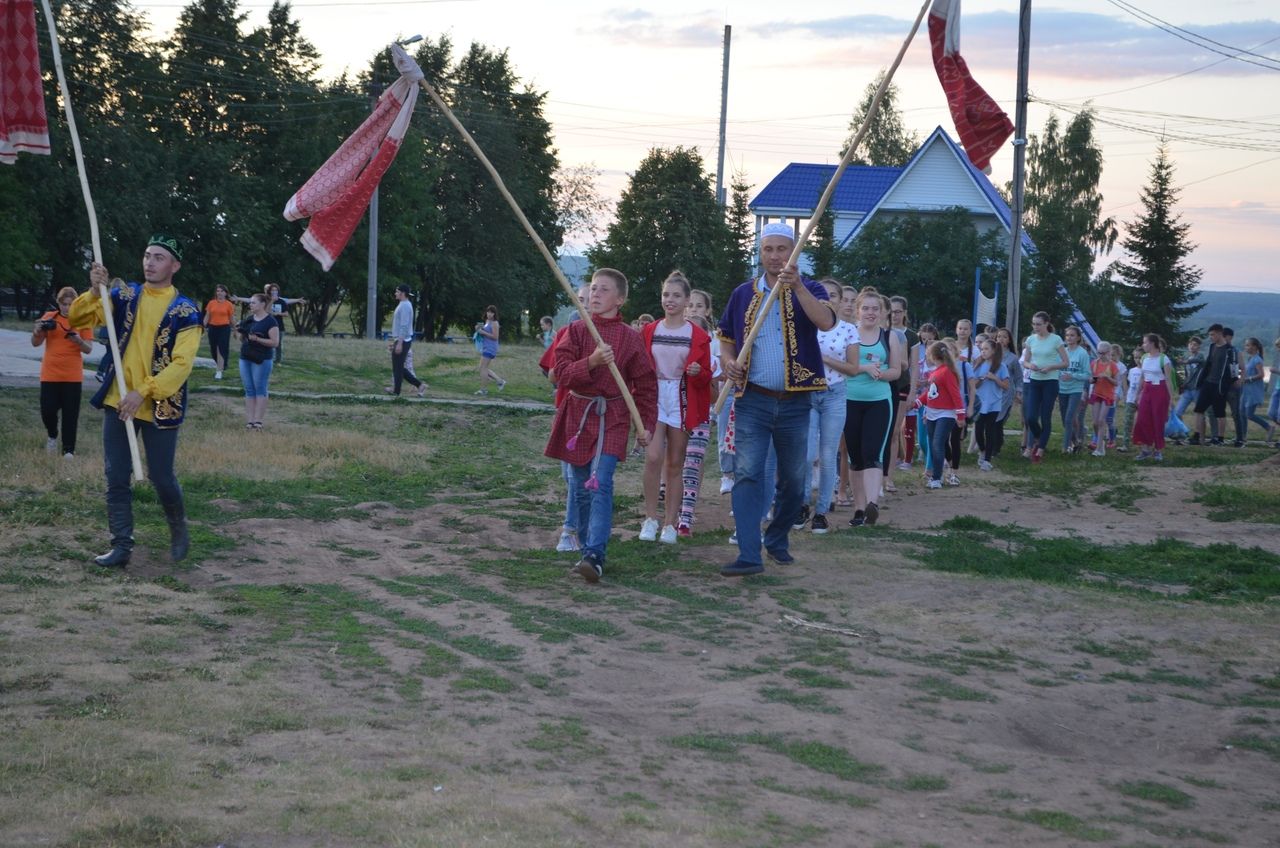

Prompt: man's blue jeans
xmin=731 ymin=389 xmax=810 ymax=566
xmin=807 ymin=386 xmax=846 ymax=515
xmin=1025 ymin=378 xmax=1059 ymax=451
xmin=717 ymin=395 xmax=735 ymax=476
xmin=572 ymin=453 xmax=619 ymax=567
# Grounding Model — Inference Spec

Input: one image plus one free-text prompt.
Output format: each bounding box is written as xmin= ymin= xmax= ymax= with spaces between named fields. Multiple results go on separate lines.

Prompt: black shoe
xmin=1233 ymin=440 xmax=1245 ymax=448
xmin=720 ymin=559 xmax=765 ymax=577
xmin=849 ymin=510 xmax=866 ymax=527
xmin=864 ymin=502 xmax=879 ymax=526
xmin=766 ymin=547 xmax=794 ymax=565
xmin=93 ymin=548 xmax=130 ymax=568
xmin=810 ymin=513 xmax=829 ymax=534
xmin=573 ymin=553 xmax=603 ymax=583
xmin=1210 ymin=438 xmax=1225 ymax=446
xmin=792 ymin=504 xmax=810 ymax=530
xmin=1187 ymin=433 xmax=1201 ymax=445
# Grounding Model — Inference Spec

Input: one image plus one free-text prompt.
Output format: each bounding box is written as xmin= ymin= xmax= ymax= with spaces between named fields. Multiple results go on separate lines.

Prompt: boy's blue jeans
xmin=572 ymin=454 xmax=619 ymax=567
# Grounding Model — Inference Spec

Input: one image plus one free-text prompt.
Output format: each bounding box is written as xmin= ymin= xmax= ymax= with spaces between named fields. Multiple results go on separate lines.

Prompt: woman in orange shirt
xmin=31 ymin=286 xmax=93 ymax=457
xmin=203 ymin=284 xmax=235 ymax=380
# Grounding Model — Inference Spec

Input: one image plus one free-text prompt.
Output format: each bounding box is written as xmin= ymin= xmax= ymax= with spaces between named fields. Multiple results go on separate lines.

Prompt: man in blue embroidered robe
xmin=71 ymin=234 xmax=202 ymax=567
xmin=716 ymin=223 xmax=836 ymax=576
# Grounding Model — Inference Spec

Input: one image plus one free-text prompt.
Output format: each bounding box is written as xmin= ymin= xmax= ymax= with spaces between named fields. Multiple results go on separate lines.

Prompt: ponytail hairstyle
xmin=1143 ymin=332 xmax=1166 ymax=353
xmin=928 ymin=340 xmax=956 ymax=371
xmin=689 ymin=288 xmax=713 ymax=314
xmin=978 ymin=337 xmax=1003 ymax=372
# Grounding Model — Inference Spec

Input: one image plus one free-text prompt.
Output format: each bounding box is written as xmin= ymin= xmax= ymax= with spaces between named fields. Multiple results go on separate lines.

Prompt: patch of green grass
xmin=755 ymin=777 xmax=875 ymax=808
xmin=889 ymin=773 xmax=949 ymax=791
xmin=744 ymin=733 xmax=886 ymax=783
xmin=1194 ymin=478 xmax=1280 ymax=524
xmin=318 ymin=541 xmax=379 ymax=559
xmin=910 ymin=516 xmax=1280 ymax=602
xmin=1143 ymin=668 xmax=1214 ymax=689
xmin=525 ymin=718 xmax=599 ymax=757
xmin=450 ymin=668 xmax=517 ymax=694
xmin=61 ymin=814 xmax=211 ymax=848
xmin=980 ymin=808 xmax=1114 ymax=842
xmin=1075 ymin=639 xmax=1153 ymax=665
xmin=758 ymin=686 xmax=841 ymax=714
xmin=1112 ymin=780 xmax=1195 ymax=809
xmin=1226 ymin=734 xmax=1280 ymax=761
xmin=1180 ymin=774 xmax=1222 ymax=789
xmin=910 ymin=675 xmax=996 ymax=702
xmin=666 ymin=733 xmax=742 ymax=760
xmin=784 ymin=666 xmax=851 ymax=689
xmin=1095 ymin=482 xmax=1148 ymax=514
xmin=955 ymin=752 xmax=1013 ymax=774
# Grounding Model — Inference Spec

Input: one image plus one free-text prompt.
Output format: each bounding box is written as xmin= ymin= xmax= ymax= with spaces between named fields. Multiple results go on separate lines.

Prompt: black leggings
xmin=881 ymin=391 xmax=902 ymax=476
xmin=207 ymin=324 xmax=231 ymax=367
xmin=946 ymin=421 xmax=967 ymax=469
xmin=41 ymin=381 xmax=82 ymax=454
xmin=844 ymin=398 xmax=894 ymax=472
xmin=975 ymin=411 xmax=1001 ymax=461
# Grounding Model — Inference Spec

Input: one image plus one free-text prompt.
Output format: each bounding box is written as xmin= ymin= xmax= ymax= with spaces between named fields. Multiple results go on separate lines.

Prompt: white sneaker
xmin=978 ymin=459 xmax=993 ymax=471
xmin=659 ymin=524 xmax=677 ymax=544
xmin=214 ymin=370 xmax=223 ymax=380
xmin=1091 ymin=449 xmax=1105 ymax=457
xmin=46 ymin=437 xmax=58 ymax=453
xmin=63 ymin=452 xmax=74 ymax=460
xmin=555 ymin=530 xmax=579 ymax=552
xmin=927 ymin=479 xmax=943 ymax=490
xmin=947 ymin=473 xmax=961 ymax=486
xmin=639 ymin=517 xmax=659 ymax=541
xmin=719 ymin=475 xmax=734 ymax=494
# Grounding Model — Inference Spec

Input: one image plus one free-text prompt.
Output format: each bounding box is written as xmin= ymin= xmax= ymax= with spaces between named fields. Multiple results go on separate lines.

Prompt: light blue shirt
xmin=747 ymin=277 xmax=785 ymax=391
xmin=392 ymin=300 xmax=415 ymax=342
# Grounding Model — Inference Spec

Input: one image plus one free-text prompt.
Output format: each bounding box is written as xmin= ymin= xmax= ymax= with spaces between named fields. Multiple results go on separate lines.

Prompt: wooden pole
xmin=713 ymin=0 xmax=933 ymax=415
xmin=1005 ymin=0 xmax=1032 ymax=342
xmin=415 ymin=78 xmax=646 ymax=436
xmin=39 ymin=0 xmax=144 ymax=480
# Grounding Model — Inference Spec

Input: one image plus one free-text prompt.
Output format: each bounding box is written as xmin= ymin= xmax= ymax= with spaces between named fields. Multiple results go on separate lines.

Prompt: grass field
xmin=2 ymin=334 xmax=1279 ymax=847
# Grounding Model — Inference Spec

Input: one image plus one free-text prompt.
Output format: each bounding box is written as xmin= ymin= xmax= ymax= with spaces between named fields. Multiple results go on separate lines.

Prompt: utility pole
xmin=1005 ymin=0 xmax=1031 ymax=342
xmin=714 ymin=25 xmax=731 ymax=206
xmin=366 ymin=78 xmax=383 ymax=340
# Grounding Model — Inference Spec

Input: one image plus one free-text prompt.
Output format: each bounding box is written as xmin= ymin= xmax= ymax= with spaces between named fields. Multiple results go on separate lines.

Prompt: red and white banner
xmin=284 ymin=44 xmax=422 ymax=270
xmin=0 ymin=0 xmax=50 ymax=164
xmin=929 ymin=0 xmax=1011 ymax=172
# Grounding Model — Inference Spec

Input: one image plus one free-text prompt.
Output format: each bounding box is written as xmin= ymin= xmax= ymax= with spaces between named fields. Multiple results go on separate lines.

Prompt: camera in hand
xmin=39 ymin=318 xmax=57 ymax=331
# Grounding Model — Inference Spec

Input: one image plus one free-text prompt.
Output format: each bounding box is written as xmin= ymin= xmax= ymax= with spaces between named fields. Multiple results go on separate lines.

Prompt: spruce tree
xmin=725 ymin=169 xmax=755 ymax=289
xmin=1114 ymin=144 xmax=1203 ymax=347
xmin=840 ymin=71 xmax=919 ymax=167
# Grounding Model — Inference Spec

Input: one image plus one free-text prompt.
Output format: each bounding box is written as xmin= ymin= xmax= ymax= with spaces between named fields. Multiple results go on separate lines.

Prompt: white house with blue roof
xmin=751 ymin=126 xmax=1099 ymax=344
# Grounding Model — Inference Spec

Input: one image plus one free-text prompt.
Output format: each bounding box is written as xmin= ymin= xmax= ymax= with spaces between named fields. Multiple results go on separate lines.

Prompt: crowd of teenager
xmin=536 ymin=260 xmax=1278 ymax=579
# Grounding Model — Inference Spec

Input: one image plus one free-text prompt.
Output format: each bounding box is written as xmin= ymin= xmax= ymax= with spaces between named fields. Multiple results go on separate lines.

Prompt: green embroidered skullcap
xmin=147 ymin=233 xmax=184 ymax=262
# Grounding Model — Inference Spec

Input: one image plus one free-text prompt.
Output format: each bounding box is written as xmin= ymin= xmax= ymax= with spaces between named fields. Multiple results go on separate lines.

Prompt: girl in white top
xmin=641 ymin=273 xmax=702 ymax=544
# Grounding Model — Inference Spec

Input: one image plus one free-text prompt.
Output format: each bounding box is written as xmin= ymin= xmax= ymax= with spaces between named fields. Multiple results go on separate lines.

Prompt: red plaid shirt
xmin=544 ymin=314 xmax=657 ymax=465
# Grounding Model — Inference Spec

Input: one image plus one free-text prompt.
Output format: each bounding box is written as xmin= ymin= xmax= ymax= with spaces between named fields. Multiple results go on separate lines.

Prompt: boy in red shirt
xmin=544 ymin=269 xmax=657 ymax=582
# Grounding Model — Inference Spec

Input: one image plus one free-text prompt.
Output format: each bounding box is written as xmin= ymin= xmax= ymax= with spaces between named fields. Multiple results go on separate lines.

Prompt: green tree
xmin=840 ymin=71 xmax=919 ymax=166
xmin=834 ymin=207 xmax=1006 ymax=328
xmin=1113 ymin=144 xmax=1204 ymax=347
xmin=806 ymin=208 xmax=837 ymax=280
xmin=1019 ymin=108 xmax=1118 ymax=330
xmin=586 ymin=146 xmax=733 ymax=318
xmin=724 ymin=169 xmax=754 ymax=291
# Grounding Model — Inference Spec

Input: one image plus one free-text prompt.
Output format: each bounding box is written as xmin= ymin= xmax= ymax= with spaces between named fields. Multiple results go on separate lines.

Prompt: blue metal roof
xmin=751 ymin=163 xmax=903 ymax=215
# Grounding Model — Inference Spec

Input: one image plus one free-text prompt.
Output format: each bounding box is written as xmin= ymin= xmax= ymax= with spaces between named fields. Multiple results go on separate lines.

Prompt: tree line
xmin=2 ymin=6 xmax=1202 ymax=348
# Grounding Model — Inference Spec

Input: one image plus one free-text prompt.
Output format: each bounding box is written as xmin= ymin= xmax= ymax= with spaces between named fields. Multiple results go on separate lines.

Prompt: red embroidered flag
xmin=284 ymin=44 xmax=421 ymax=270
xmin=929 ymin=0 xmax=1012 ymax=172
xmin=0 ymin=0 xmax=50 ymax=164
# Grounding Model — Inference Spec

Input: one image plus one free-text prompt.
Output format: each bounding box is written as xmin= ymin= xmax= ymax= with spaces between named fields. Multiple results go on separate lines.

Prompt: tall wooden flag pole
xmin=712 ymin=0 xmax=932 ymax=416
xmin=414 ymin=78 xmax=646 ymax=436
xmin=38 ymin=0 xmax=144 ymax=480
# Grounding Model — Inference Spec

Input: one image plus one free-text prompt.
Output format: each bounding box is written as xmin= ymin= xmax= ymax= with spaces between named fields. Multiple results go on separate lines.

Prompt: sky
xmin=136 ymin=0 xmax=1280 ymax=292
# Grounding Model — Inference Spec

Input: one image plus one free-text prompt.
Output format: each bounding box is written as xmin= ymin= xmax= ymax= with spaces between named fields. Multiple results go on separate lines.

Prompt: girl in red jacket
xmin=914 ymin=341 xmax=966 ymax=490
xmin=640 ymin=271 xmax=712 ymax=544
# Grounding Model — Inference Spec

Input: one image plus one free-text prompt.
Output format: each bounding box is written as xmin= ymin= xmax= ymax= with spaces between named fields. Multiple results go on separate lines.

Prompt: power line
xmin=1101 ymin=0 xmax=1280 ymax=72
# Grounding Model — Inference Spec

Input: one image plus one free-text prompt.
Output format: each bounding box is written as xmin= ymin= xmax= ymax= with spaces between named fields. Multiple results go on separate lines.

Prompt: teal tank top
xmin=845 ymin=331 xmax=893 ymax=402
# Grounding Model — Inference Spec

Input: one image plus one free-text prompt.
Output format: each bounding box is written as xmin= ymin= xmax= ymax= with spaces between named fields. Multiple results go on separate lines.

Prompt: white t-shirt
xmin=651 ymin=320 xmax=693 ymax=381
xmin=1141 ymin=354 xmax=1167 ymax=385
xmin=816 ymin=320 xmax=857 ymax=386
xmin=1125 ymin=366 xmax=1142 ymax=403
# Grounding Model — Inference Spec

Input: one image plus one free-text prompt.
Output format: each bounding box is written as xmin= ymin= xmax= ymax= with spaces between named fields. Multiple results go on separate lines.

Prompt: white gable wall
xmin=878 ymin=138 xmax=989 ymax=212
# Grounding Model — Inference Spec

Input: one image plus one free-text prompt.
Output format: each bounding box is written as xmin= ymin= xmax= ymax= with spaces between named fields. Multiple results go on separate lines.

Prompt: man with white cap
xmin=717 ymin=222 xmax=837 ymax=576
